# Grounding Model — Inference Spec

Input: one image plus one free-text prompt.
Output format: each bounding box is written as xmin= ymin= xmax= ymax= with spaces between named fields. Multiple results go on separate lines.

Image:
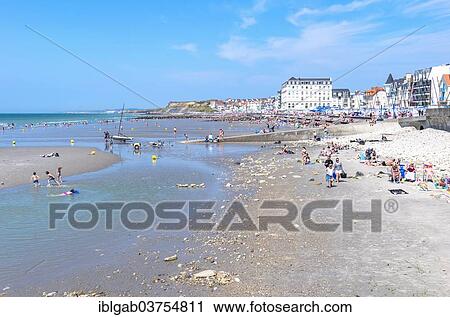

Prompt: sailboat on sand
xmin=112 ymin=104 xmax=133 ymax=143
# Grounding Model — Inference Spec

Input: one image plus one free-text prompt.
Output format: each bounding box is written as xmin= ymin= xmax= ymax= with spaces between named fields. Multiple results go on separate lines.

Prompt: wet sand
xmin=0 ymin=147 xmax=120 ymax=189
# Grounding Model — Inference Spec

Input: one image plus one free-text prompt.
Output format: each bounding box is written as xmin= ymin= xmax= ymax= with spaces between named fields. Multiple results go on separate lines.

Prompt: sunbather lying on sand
xmin=277 ymin=145 xmax=295 ymax=155
xmin=41 ymin=152 xmax=60 ymax=158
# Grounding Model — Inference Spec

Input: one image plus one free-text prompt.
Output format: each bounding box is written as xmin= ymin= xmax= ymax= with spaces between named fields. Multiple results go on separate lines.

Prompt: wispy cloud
xmin=240 ymin=16 xmax=257 ymax=29
xmin=218 ymin=20 xmax=379 ymax=64
xmin=172 ymin=43 xmax=198 ymax=53
xmin=239 ymin=0 xmax=267 ymax=29
xmin=403 ymin=0 xmax=450 ymax=17
xmin=288 ymin=0 xmax=379 ymax=26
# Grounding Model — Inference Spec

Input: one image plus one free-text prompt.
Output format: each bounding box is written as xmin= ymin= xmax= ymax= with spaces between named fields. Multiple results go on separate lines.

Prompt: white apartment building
xmin=280 ymin=77 xmax=332 ymax=111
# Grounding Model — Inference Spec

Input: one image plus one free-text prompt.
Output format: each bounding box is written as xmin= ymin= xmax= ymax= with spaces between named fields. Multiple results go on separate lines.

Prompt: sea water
xmin=0 ymin=116 xmax=264 ymax=291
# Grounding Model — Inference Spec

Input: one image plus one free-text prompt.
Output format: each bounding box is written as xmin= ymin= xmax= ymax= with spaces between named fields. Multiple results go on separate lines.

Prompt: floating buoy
xmin=70 ymin=139 xmax=75 ymax=144
xmin=133 ymin=143 xmax=141 ymax=151
xmin=12 ymin=140 xmax=16 ymax=146
xmin=151 ymin=155 xmax=158 ymax=161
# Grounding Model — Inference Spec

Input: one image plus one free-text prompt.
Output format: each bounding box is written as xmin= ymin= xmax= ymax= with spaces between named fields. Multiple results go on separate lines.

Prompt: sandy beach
xmin=0 ymin=147 xmax=120 ymax=189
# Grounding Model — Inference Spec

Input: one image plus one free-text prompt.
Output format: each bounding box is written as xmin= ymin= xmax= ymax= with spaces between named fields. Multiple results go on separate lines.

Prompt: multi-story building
xmin=331 ymin=89 xmax=351 ymax=109
xmin=411 ymin=68 xmax=432 ymax=107
xmin=385 ymin=64 xmax=450 ymax=109
xmin=384 ymin=73 xmax=413 ymax=110
xmin=440 ymin=74 xmax=450 ymax=106
xmin=365 ymin=87 xmax=388 ymax=112
xmin=280 ymin=77 xmax=332 ymax=111
xmin=350 ymin=91 xmax=366 ymax=110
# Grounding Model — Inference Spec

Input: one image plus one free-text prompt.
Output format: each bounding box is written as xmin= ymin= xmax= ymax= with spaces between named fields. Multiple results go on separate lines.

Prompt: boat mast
xmin=118 ymin=103 xmax=125 ymax=136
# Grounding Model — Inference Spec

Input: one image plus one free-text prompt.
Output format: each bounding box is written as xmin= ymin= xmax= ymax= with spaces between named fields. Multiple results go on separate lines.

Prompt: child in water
xmin=46 ymin=171 xmax=61 ymax=187
xmin=31 ymin=172 xmax=40 ymax=187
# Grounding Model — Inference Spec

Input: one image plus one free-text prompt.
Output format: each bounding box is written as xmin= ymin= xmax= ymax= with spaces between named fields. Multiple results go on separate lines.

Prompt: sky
xmin=0 ymin=0 xmax=449 ymax=112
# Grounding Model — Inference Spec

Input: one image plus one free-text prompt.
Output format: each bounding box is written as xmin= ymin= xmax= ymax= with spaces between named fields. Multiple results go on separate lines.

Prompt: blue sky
xmin=0 ymin=0 xmax=449 ymax=112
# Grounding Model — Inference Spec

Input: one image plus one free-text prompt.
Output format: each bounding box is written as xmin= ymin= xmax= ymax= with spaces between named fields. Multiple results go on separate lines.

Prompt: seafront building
xmin=365 ymin=87 xmax=388 ymax=111
xmin=439 ymin=74 xmax=450 ymax=106
xmin=279 ymin=77 xmax=332 ymax=111
xmin=384 ymin=64 xmax=450 ymax=111
xmin=350 ymin=91 xmax=366 ymax=110
xmin=331 ymin=89 xmax=351 ymax=109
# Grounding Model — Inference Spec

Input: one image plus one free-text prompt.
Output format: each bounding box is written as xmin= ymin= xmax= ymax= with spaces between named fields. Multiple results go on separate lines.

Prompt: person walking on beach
xmin=324 ymin=156 xmax=334 ymax=188
xmin=334 ymin=158 xmax=345 ymax=183
xmin=31 ymin=172 xmax=40 ymax=187
xmin=301 ymin=147 xmax=310 ymax=165
xmin=326 ymin=164 xmax=334 ymax=188
xmin=57 ymin=167 xmax=63 ymax=183
xmin=46 ymin=171 xmax=61 ymax=187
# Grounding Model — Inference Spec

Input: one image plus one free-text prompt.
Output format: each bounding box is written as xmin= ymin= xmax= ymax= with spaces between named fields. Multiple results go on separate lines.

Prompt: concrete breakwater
xmin=183 ymin=121 xmax=401 ymax=143
xmin=399 ymin=108 xmax=450 ymax=132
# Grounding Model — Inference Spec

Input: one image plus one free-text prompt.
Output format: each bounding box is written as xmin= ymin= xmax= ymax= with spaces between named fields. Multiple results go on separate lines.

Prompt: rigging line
xmin=334 ymin=25 xmax=427 ymax=83
xmin=25 ymin=25 xmax=159 ymax=108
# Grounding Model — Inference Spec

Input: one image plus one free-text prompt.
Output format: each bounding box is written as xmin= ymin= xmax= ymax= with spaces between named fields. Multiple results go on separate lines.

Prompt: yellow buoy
xmin=70 ymin=139 xmax=75 ymax=145
xmin=152 ymin=155 xmax=158 ymax=161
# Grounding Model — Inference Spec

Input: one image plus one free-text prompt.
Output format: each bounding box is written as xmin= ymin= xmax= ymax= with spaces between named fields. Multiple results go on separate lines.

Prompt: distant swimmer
xmin=31 ymin=172 xmax=40 ymax=187
xmin=61 ymin=189 xmax=79 ymax=196
xmin=50 ymin=189 xmax=80 ymax=197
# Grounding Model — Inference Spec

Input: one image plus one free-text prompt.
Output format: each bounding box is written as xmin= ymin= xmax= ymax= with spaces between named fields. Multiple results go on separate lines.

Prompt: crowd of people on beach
xmin=354 ymin=146 xmax=450 ymax=190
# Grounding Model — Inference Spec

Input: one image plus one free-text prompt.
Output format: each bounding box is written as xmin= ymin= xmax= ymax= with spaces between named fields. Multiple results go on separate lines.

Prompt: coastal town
xmin=168 ymin=63 xmax=450 ymax=116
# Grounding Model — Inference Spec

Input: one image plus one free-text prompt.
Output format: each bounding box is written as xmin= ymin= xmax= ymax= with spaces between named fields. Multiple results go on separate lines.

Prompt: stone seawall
xmin=399 ymin=108 xmax=450 ymax=131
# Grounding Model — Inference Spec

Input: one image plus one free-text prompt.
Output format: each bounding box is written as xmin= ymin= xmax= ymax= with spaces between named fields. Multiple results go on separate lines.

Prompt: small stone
xmin=193 ymin=269 xmax=216 ymax=279
xmin=164 ymin=255 xmax=178 ymax=262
